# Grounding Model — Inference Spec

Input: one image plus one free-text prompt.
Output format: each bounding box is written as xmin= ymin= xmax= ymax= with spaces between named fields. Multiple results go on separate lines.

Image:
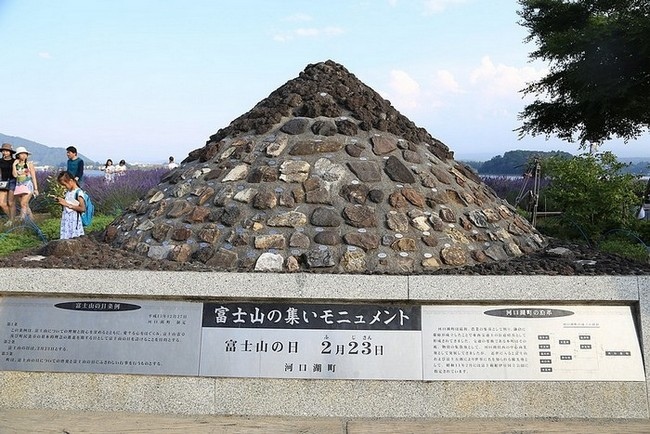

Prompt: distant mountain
xmin=0 ymin=133 xmax=98 ymax=168
xmin=461 ymin=150 xmax=573 ymax=175
xmin=461 ymin=150 xmax=650 ymax=176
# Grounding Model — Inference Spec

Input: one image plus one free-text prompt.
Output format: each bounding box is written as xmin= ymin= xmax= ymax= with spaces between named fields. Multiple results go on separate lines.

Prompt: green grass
xmin=35 ymin=214 xmax=115 ymax=241
xmin=0 ymin=213 xmax=116 ymax=256
xmin=0 ymin=230 xmax=43 ymax=255
xmin=599 ymin=238 xmax=650 ymax=263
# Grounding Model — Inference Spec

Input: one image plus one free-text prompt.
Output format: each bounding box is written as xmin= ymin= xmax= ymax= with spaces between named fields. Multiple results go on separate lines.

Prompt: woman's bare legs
xmin=7 ymin=190 xmax=15 ymax=221
xmin=0 ymin=190 xmax=9 ymax=220
xmin=0 ymin=190 xmax=15 ymax=225
xmin=17 ymin=193 xmax=33 ymax=221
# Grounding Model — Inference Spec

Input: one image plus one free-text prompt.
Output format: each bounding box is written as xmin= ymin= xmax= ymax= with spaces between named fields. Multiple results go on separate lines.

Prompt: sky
xmin=1 ymin=0 xmax=648 ymax=164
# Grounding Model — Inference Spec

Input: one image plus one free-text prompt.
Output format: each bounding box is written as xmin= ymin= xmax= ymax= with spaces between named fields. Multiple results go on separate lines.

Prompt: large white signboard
xmin=0 ymin=297 xmax=203 ymax=375
xmin=199 ymin=302 xmax=422 ymax=380
xmin=421 ymin=305 xmax=645 ymax=381
xmin=0 ymin=297 xmax=644 ymax=382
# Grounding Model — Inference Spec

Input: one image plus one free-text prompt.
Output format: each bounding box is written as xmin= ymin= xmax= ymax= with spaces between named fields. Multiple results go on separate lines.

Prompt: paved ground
xmin=2 ymin=409 xmax=650 ymax=434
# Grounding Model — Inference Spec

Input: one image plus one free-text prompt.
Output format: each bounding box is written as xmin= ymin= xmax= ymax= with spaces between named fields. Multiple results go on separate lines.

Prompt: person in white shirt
xmin=102 ymin=159 xmax=115 ymax=183
xmin=115 ymin=159 xmax=127 ymax=175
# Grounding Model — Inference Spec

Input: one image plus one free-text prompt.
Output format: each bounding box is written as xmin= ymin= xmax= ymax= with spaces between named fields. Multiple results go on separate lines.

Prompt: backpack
xmin=74 ymin=188 xmax=95 ymax=226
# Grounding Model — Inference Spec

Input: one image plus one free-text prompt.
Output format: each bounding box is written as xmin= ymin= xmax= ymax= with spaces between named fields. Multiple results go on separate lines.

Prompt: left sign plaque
xmin=0 ymin=297 xmax=203 ymax=376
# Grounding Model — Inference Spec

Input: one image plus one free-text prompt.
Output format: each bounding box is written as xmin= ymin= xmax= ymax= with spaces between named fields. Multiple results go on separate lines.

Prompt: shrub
xmin=630 ymin=220 xmax=650 ymax=246
xmin=542 ymin=152 xmax=640 ymax=240
xmin=37 ymin=171 xmax=67 ymax=216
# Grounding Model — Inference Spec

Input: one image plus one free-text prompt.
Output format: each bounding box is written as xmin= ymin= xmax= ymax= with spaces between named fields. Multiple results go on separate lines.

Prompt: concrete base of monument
xmin=0 ymin=270 xmax=648 ymax=419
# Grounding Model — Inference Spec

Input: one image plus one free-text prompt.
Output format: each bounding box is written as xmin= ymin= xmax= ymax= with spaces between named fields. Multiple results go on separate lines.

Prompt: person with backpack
xmin=53 ymin=171 xmax=85 ymax=239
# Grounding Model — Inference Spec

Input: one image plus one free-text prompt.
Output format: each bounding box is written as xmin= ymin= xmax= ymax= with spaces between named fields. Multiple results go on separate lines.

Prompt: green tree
xmin=517 ymin=0 xmax=650 ymax=149
xmin=543 ymin=151 xmax=640 ymax=237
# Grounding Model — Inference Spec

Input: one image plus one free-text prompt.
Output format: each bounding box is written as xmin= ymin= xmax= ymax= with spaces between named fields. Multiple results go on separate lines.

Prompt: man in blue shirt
xmin=66 ymin=146 xmax=84 ymax=184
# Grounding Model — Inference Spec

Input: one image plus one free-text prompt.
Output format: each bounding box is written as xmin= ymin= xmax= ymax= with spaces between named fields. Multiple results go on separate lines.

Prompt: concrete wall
xmin=0 ymin=269 xmax=648 ymax=418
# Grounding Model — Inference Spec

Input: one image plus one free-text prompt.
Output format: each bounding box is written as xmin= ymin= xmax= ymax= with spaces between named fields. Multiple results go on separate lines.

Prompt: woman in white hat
xmin=0 ymin=143 xmax=17 ymax=224
xmin=12 ymin=146 xmax=39 ymax=221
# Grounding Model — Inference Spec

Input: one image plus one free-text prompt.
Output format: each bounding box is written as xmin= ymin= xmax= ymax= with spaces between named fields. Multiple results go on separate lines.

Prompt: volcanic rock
xmin=106 ymin=60 xmax=545 ymax=273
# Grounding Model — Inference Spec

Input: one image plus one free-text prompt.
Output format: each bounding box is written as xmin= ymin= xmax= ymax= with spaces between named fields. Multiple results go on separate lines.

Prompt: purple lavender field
xmin=32 ymin=170 xmax=533 ymax=216
xmin=34 ymin=168 xmax=169 ymax=215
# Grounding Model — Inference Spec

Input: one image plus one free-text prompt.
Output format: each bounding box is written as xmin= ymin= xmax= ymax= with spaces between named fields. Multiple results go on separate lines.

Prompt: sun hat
xmin=14 ymin=146 xmax=31 ymax=155
xmin=0 ymin=143 xmax=15 ymax=154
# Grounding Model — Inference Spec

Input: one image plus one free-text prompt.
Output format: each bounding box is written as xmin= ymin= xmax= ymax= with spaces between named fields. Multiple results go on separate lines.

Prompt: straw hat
xmin=0 ymin=143 xmax=15 ymax=154
xmin=14 ymin=146 xmax=31 ymax=155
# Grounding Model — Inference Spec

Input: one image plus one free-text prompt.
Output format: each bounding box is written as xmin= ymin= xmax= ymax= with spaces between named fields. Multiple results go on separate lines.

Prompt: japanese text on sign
xmin=202 ymin=302 xmax=420 ymax=330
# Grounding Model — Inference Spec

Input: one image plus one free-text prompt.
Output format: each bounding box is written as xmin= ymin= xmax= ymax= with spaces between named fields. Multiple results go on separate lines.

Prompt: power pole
xmin=530 ymin=159 xmax=541 ymax=227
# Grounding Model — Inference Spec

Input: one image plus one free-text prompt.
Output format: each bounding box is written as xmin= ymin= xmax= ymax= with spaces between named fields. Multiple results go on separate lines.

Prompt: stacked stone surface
xmin=105 ymin=60 xmax=545 ymax=273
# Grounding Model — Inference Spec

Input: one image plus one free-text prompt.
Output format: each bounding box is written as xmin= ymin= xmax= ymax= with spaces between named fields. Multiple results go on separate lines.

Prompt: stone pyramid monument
xmin=105 ymin=60 xmax=545 ymax=273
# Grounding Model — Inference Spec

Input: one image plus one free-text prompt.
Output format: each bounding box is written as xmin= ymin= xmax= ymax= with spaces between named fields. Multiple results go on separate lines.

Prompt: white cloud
xmin=432 ymin=70 xmax=462 ymax=94
xmin=295 ymin=28 xmax=320 ymax=37
xmin=283 ymin=13 xmax=312 ymax=22
xmin=273 ymin=34 xmax=288 ymax=42
xmin=386 ymin=69 xmax=421 ymax=110
xmin=411 ymin=70 xmax=463 ymax=111
xmin=297 ymin=27 xmax=344 ymax=37
xmin=388 ymin=0 xmax=399 ymax=6
xmin=435 ymin=56 xmax=550 ymax=124
xmin=38 ymin=52 xmax=52 ymax=59
xmin=422 ymin=0 xmax=467 ymax=14
xmin=390 ymin=70 xmax=420 ymax=95
xmin=377 ymin=61 xmax=541 ymax=122
xmin=469 ymin=56 xmax=545 ymax=98
xmin=380 ymin=69 xmax=464 ymax=113
xmin=273 ymin=26 xmax=344 ymax=42
xmin=323 ymin=26 xmax=345 ymax=37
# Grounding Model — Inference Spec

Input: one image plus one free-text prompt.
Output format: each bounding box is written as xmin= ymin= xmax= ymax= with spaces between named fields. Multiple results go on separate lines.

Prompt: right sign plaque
xmin=421 ymin=305 xmax=645 ymax=381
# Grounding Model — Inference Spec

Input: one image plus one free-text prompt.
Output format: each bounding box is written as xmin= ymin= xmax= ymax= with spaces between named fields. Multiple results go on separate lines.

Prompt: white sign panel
xmin=421 ymin=305 xmax=645 ymax=381
xmin=199 ymin=302 xmax=422 ymax=380
xmin=1 ymin=297 xmax=644 ymax=382
xmin=0 ymin=297 xmax=203 ymax=376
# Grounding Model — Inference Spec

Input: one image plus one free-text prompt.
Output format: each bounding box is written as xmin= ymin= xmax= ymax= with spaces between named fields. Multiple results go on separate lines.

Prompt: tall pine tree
xmin=517 ymin=0 xmax=650 ymax=151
